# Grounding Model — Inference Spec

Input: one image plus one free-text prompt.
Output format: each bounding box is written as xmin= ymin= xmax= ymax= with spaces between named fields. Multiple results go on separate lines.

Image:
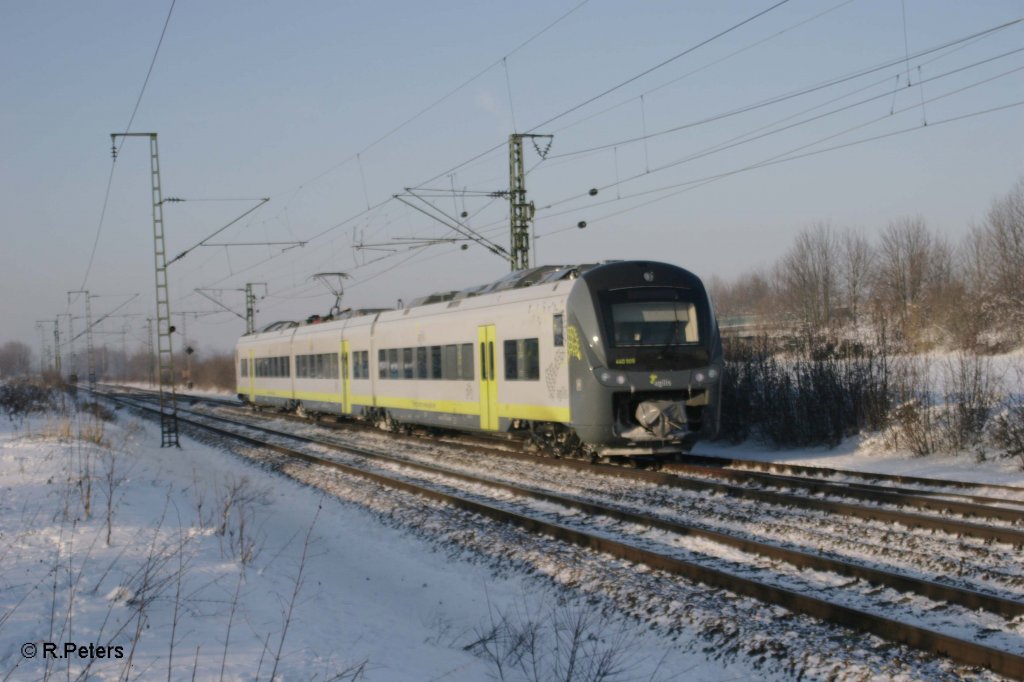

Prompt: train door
xmin=248 ymin=350 xmax=255 ymax=402
xmin=478 ymin=325 xmax=498 ymax=430
xmin=340 ymin=339 xmax=351 ymax=414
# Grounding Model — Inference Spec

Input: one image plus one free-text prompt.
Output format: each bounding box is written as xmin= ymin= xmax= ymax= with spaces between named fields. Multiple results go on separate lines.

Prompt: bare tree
xmin=839 ymin=228 xmax=874 ymax=327
xmin=708 ymin=270 xmax=778 ymax=319
xmin=979 ymin=178 xmax=1024 ymax=335
xmin=0 ymin=340 xmax=33 ymax=379
xmin=776 ymin=222 xmax=840 ymax=338
xmin=873 ymin=216 xmax=952 ymax=345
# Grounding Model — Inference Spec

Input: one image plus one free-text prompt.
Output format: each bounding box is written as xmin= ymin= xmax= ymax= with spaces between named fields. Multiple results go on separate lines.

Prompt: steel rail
xmin=126 ymin=384 xmax=1024 ymax=510
xmin=677 ymin=452 xmax=1024 ymax=495
xmin=117 ymin=386 xmax=1024 ymax=545
xmin=106 ymin=392 xmax=1024 ymax=679
xmin=660 ymin=462 xmax=1024 ymax=523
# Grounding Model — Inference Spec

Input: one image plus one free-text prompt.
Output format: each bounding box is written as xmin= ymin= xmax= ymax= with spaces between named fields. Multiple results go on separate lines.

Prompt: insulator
xmin=577 ymin=221 xmax=587 ymax=229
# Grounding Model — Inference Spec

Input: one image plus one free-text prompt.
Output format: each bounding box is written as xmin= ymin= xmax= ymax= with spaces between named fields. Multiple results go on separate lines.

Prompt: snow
xmin=0 ymin=406 xmax=762 ymax=681
xmin=4 ymin=384 xmax=1022 ymax=681
xmin=698 ymin=435 xmax=1024 ymax=488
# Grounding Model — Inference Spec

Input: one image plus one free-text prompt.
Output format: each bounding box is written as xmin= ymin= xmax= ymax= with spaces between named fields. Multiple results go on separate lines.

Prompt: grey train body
xmin=236 ymin=260 xmax=723 ymax=459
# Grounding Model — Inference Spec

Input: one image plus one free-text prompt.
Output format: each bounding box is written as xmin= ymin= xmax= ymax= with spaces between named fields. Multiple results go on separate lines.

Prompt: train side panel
xmin=237 ymin=327 xmax=299 ymax=409
xmin=366 ymin=285 xmax=572 ymax=433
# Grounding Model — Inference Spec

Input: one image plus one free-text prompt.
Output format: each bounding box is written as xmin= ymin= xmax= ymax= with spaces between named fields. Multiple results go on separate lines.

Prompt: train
xmin=235 ymin=260 xmax=722 ymax=459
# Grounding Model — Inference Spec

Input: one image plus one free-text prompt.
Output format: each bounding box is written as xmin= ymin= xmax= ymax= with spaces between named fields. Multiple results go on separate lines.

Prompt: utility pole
xmin=113 ymin=132 xmax=179 ymax=447
xmin=245 ymin=283 xmax=261 ymax=334
xmin=69 ymin=290 xmax=96 ymax=388
xmin=53 ymin=318 xmax=62 ymax=378
xmin=85 ymin=294 xmax=95 ymax=388
xmin=146 ymin=317 xmax=156 ymax=388
xmin=195 ymin=284 xmax=265 ymax=335
xmin=57 ymin=313 xmax=71 ymax=380
xmin=64 ymin=304 xmax=78 ymax=383
xmin=174 ymin=311 xmax=207 ymax=389
xmin=508 ymin=133 xmax=552 ymax=271
xmin=35 ymin=322 xmax=48 ymax=375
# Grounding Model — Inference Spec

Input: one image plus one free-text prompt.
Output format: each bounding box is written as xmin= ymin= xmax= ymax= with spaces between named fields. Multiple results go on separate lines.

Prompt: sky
xmin=2 ymin=0 xmax=1023 ymax=363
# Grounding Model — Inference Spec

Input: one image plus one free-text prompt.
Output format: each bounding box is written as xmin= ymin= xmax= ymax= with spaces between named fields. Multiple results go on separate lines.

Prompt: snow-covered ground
xmin=4 ymin=387 xmax=1022 ymax=681
xmin=698 ymin=435 xmax=1024 ymax=488
xmin=0 ymin=407 xmax=764 ymax=681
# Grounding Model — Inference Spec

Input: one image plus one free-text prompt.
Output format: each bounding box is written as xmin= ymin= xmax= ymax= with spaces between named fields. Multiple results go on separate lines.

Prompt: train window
xmin=378 ymin=350 xmax=387 ymax=379
xmin=610 ymin=301 xmax=698 ymax=346
xmin=262 ymin=356 xmax=286 ymax=377
xmin=504 ymin=338 xmax=540 ymax=381
xmin=416 ymin=347 xmax=428 ymax=379
xmin=504 ymin=341 xmax=517 ymax=379
xmin=601 ymin=288 xmax=701 ymax=348
xmin=384 ymin=349 xmax=396 ymax=379
xmin=430 ymin=346 xmax=442 ymax=379
xmin=359 ymin=351 xmax=369 ymax=379
xmin=459 ymin=343 xmax=473 ymax=380
xmin=402 ymin=348 xmax=414 ymax=379
xmin=443 ymin=345 xmax=458 ymax=380
xmin=553 ymin=314 xmax=564 ymax=347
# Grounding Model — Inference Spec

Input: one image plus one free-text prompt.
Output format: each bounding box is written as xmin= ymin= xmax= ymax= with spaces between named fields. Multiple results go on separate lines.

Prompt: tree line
xmin=710 ymin=177 xmax=1024 ymax=352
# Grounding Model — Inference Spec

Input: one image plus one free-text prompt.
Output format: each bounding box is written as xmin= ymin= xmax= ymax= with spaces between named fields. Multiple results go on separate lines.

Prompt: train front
xmin=566 ymin=261 xmax=722 ymax=456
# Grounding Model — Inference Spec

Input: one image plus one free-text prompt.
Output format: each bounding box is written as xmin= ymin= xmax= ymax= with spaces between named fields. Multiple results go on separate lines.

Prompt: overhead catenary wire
xmin=547 ymin=17 xmax=1023 ymax=160
xmin=536 ymin=46 xmax=1024 ymax=214
xmin=77 ymin=0 xmax=177 ymax=294
xmin=410 ymin=0 xmax=796 ymax=193
xmin=536 ymin=97 xmax=1024 ymax=240
xmin=181 ymin=8 xmax=1022 ymax=326
xmin=285 ymin=0 xmax=594 ymax=193
xmin=547 ymin=0 xmax=862 ymax=137
xmin=295 ymin=1 xmax=801 ymax=284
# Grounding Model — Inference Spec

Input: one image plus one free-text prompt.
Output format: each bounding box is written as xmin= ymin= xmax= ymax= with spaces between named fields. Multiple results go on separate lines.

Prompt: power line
xmin=538 ymin=46 xmax=1024 ymax=214
xmin=77 ymin=0 xmax=177 ymax=292
xmin=536 ymin=98 xmax=1024 ymax=239
xmin=286 ymin=0 xmax=593 ymax=194
xmin=547 ymin=0 xmax=861 ymax=137
xmin=526 ymin=0 xmax=793 ymax=134
xmin=409 ymin=1 xmax=795 ymax=193
xmin=548 ymin=18 xmax=1022 ymax=160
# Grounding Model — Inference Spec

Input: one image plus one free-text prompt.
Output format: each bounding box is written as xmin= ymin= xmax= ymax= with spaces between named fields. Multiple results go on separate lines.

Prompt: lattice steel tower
xmin=508 ymin=133 xmax=552 ymax=272
xmin=112 ymin=132 xmax=179 ymax=447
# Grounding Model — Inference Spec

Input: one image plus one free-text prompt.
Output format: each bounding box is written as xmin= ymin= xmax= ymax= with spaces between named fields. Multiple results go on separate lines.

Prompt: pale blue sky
xmin=2 ymin=1 xmax=1023 ymax=360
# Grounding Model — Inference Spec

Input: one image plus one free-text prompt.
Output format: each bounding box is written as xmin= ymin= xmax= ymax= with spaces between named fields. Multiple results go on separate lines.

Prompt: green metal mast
xmin=112 ymin=132 xmax=179 ymax=447
xmin=508 ymin=133 xmax=552 ymax=272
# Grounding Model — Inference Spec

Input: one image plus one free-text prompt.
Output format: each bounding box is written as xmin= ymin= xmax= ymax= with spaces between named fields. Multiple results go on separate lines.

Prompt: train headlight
xmin=708 ymin=367 xmax=719 ymax=380
xmin=694 ymin=372 xmax=706 ymax=383
xmin=595 ymin=369 xmax=629 ymax=386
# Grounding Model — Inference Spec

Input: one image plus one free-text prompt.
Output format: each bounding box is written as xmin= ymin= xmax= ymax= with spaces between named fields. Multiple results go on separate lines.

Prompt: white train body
xmin=236 ymin=261 xmax=722 ymax=457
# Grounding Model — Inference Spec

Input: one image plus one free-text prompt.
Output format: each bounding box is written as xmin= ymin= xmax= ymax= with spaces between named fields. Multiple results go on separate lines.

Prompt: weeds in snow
xmin=464 ymin=590 xmax=659 ymax=682
xmin=215 ymin=474 xmax=270 ymax=565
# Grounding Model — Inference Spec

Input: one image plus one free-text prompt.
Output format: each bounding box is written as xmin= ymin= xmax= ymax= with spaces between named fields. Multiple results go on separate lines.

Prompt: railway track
xmin=101 ymin=387 xmax=1024 ymax=679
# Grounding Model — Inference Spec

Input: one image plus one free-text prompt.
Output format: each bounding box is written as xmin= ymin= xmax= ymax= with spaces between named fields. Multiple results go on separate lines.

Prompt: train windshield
xmin=604 ymin=288 xmax=699 ymax=347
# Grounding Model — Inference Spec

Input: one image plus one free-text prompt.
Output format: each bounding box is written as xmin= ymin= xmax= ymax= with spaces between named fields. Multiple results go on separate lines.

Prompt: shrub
xmin=0 ymin=378 xmax=55 ymax=419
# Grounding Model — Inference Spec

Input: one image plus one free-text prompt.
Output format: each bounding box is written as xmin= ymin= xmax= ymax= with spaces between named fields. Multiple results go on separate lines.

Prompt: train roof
xmin=245 ymin=260 xmax=698 ymax=337
xmin=406 ymin=263 xmax=599 ymax=308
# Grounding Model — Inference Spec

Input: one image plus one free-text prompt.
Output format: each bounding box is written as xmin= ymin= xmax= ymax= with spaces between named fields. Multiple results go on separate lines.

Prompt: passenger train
xmin=235 ymin=260 xmax=722 ymax=459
